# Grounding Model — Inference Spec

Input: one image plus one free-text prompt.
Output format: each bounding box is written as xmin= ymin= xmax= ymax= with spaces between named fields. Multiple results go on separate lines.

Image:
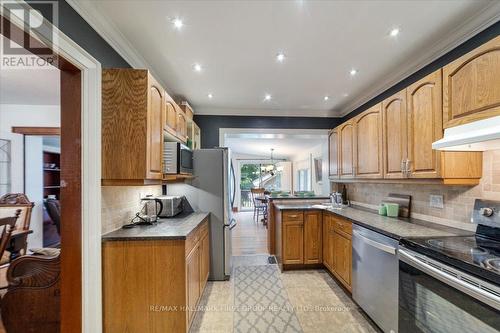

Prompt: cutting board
xmin=382 ymin=194 xmax=411 ymax=218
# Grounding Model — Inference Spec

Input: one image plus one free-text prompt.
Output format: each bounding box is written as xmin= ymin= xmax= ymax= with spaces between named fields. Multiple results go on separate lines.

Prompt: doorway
xmin=1 ymin=4 xmax=102 ymax=332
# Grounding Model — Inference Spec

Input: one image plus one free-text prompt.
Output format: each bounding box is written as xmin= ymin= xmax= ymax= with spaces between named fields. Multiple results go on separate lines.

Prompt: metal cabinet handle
xmin=401 ymin=160 xmax=405 ymax=174
xmin=288 ymin=214 xmax=298 ymax=218
xmin=406 ymin=159 xmax=411 ymax=176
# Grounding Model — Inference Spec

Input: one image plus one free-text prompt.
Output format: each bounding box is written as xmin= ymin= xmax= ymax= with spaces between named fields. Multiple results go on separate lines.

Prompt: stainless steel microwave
xmin=163 ymin=142 xmax=193 ymax=174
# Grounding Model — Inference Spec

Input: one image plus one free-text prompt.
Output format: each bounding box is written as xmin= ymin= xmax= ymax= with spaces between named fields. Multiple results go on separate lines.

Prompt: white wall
xmin=291 ymin=143 xmax=329 ymax=195
xmin=0 ymin=104 xmax=59 ymax=248
xmin=0 ymin=104 xmax=60 ymax=191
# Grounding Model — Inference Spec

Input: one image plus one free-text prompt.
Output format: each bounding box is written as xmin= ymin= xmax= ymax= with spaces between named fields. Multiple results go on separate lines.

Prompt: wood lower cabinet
xmin=328 ymin=129 xmax=339 ymax=179
xmin=443 ymin=35 xmax=500 ymax=128
xmin=186 ymin=245 xmax=200 ymax=326
xmin=353 ymin=104 xmax=383 ymax=178
xmin=322 ymin=212 xmax=352 ymax=292
xmin=282 ymin=220 xmax=304 ymax=265
xmin=102 ymin=69 xmax=164 ymax=185
xmin=304 ymin=211 xmax=322 ymax=264
xmin=103 ymin=218 xmax=210 ymax=333
xmin=339 ymin=121 xmax=354 ymax=178
xmin=382 ymin=90 xmax=408 ymax=179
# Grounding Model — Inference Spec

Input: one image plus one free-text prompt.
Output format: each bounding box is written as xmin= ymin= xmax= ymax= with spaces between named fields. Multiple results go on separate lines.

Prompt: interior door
xmin=382 ymin=90 xmax=408 ymax=179
xmin=407 ymin=69 xmax=443 ymax=179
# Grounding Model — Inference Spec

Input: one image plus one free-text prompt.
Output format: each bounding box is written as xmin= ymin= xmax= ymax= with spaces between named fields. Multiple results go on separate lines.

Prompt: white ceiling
xmin=224 ymin=131 xmax=326 ymax=159
xmin=0 ymin=36 xmax=60 ymax=105
xmin=72 ymin=0 xmax=500 ymax=117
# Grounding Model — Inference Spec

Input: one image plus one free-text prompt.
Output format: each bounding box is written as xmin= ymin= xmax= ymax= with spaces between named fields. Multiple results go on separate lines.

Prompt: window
xmin=297 ymin=168 xmax=310 ymax=191
xmin=0 ymin=139 xmax=11 ymax=196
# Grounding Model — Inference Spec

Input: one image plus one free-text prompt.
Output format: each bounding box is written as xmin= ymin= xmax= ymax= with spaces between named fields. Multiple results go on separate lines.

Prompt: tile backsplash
xmin=101 ymin=185 xmax=162 ymax=234
xmin=339 ymin=150 xmax=500 ymax=229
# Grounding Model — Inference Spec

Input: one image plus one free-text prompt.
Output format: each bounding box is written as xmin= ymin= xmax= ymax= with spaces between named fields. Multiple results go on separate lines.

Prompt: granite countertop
xmin=274 ymin=204 xmax=473 ymax=240
xmin=102 ymin=212 xmax=210 ymax=241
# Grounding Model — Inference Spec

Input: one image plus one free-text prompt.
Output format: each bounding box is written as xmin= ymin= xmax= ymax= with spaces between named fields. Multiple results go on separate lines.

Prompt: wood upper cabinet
xmin=443 ymin=35 xmax=500 ymax=128
xmin=148 ymin=77 xmax=164 ymax=178
xmin=282 ymin=219 xmax=304 ymax=265
xmin=176 ymin=107 xmax=188 ymax=142
xmin=382 ymin=90 xmax=408 ymax=179
xmin=328 ymin=129 xmax=339 ymax=178
xmin=338 ymin=121 xmax=354 ymax=178
xmin=406 ymin=69 xmax=443 ymax=179
xmin=164 ymin=95 xmax=178 ymax=136
xmin=304 ymin=211 xmax=322 ymax=264
xmin=353 ymin=104 xmax=383 ymax=178
xmin=102 ymin=69 xmax=163 ymax=185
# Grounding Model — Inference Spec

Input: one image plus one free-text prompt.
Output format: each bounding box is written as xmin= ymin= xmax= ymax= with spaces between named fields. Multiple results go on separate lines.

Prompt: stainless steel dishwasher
xmin=352 ymin=224 xmax=399 ymax=333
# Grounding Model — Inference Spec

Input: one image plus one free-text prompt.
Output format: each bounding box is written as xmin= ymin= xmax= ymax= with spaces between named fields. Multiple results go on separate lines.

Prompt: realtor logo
xmin=0 ymin=0 xmax=58 ymax=69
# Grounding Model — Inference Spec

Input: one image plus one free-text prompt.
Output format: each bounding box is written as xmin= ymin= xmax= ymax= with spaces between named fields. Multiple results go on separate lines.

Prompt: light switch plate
xmin=429 ymin=195 xmax=444 ymax=209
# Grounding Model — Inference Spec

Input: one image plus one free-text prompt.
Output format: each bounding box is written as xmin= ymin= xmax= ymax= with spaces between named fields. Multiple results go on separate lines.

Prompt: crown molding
xmin=337 ymin=2 xmax=500 ymax=117
xmin=195 ymin=106 xmax=341 ymax=118
xmin=65 ymin=0 xmax=169 ymax=90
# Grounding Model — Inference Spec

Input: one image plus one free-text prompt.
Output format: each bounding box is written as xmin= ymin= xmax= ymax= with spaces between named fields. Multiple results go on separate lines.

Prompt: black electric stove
xmin=400 ymin=199 xmax=500 ymax=285
xmin=398 ymin=200 xmax=500 ymax=333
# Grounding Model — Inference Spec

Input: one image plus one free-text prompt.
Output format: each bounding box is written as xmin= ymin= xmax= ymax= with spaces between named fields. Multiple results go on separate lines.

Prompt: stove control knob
xmin=480 ymin=207 xmax=494 ymax=217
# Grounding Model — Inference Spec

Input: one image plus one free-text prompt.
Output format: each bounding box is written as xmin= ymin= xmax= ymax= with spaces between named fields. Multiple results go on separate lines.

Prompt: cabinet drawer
xmin=186 ymin=219 xmax=209 ymax=256
xmin=332 ymin=216 xmax=352 ymax=236
xmin=282 ymin=210 xmax=303 ymax=222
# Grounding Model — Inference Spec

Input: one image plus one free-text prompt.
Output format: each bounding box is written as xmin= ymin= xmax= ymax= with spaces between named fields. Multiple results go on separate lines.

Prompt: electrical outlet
xmin=429 ymin=195 xmax=444 ymax=209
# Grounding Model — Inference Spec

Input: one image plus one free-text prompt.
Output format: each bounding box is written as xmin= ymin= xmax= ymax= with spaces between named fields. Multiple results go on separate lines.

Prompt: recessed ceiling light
xmin=349 ymin=69 xmax=358 ymax=76
xmin=208 ymin=93 xmax=213 ymax=99
xmin=193 ymin=63 xmax=202 ymax=72
xmin=324 ymin=96 xmax=329 ymax=101
xmin=172 ymin=18 xmax=183 ymax=30
xmin=343 ymin=93 xmax=349 ymax=97
xmin=389 ymin=28 xmax=400 ymax=37
xmin=264 ymin=94 xmax=272 ymax=101
xmin=276 ymin=52 xmax=286 ymax=63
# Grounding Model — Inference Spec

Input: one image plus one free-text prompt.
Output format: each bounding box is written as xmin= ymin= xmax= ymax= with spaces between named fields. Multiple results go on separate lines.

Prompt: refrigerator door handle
xmin=226 ymin=218 xmax=237 ymax=230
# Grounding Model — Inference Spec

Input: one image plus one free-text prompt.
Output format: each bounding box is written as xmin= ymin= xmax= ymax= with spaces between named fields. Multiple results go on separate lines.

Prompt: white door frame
xmin=2 ymin=2 xmax=102 ymax=332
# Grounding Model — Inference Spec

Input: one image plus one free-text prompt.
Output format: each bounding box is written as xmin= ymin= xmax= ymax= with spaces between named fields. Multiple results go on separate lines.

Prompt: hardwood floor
xmin=232 ymin=211 xmax=268 ymax=256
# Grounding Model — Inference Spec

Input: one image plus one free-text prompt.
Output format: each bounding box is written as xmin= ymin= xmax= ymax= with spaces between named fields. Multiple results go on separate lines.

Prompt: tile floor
xmin=190 ymin=255 xmax=379 ymax=333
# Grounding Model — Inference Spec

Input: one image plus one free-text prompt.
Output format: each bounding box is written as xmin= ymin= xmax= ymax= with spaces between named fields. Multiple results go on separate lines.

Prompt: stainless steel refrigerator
xmin=168 ymin=148 xmax=236 ymax=280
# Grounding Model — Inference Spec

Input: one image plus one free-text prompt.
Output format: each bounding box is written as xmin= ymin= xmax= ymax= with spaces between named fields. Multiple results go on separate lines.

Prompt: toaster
xmin=155 ymin=195 xmax=183 ymax=217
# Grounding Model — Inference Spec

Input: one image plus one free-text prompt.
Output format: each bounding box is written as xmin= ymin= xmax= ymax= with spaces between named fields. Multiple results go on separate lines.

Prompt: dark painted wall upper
xmin=194 ymin=115 xmax=341 ymax=149
xmin=33 ymin=0 xmax=131 ymax=68
xmin=341 ymin=20 xmax=500 ymax=122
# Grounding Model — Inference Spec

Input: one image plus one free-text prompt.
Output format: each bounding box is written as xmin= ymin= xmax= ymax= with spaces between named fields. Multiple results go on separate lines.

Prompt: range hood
xmin=432 ymin=115 xmax=500 ymax=151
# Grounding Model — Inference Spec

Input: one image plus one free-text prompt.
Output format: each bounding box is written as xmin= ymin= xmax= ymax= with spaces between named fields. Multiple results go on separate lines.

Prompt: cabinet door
xmin=304 ymin=211 xmax=322 ymax=264
xmin=147 ymin=78 xmax=163 ymax=179
xmin=165 ymin=101 xmax=177 ymax=135
xmin=322 ymin=213 xmax=331 ymax=270
xmin=407 ymin=69 xmax=443 ymax=179
xmin=333 ymin=232 xmax=351 ymax=288
xmin=282 ymin=221 xmax=304 ymax=265
xmin=328 ymin=129 xmax=339 ymax=178
xmin=177 ymin=111 xmax=187 ymax=142
xmin=200 ymin=233 xmax=210 ymax=292
xmin=339 ymin=121 xmax=354 ymax=178
xmin=443 ymin=35 xmax=500 ymax=128
xmin=353 ymin=104 xmax=383 ymax=178
xmin=186 ymin=245 xmax=200 ymax=327
xmin=382 ymin=90 xmax=408 ymax=179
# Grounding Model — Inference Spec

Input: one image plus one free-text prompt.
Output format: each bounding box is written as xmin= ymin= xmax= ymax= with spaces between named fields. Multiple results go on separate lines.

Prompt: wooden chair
xmin=0 ymin=213 xmax=20 ymax=270
xmin=250 ymin=188 xmax=267 ymax=223
xmin=0 ymin=194 xmax=34 ymax=263
xmin=0 ymin=254 xmax=61 ymax=333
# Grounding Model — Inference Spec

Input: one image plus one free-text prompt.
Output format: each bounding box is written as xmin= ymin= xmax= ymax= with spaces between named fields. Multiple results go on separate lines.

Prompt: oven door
xmin=179 ymin=144 xmax=193 ymax=174
xmin=399 ymin=248 xmax=500 ymax=333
